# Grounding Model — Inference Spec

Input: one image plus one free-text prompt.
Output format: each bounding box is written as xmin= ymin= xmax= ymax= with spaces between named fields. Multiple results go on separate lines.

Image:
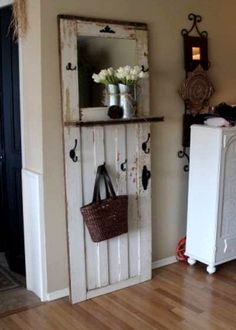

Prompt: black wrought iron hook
xmin=141 ymin=65 xmax=149 ymax=73
xmin=142 ymin=133 xmax=151 ymax=154
xmin=66 ymin=62 xmax=77 ymax=71
xmin=69 ymin=139 xmax=78 ymax=162
xmin=177 ymin=148 xmax=189 ymax=172
xmin=120 ymin=159 xmax=127 ymax=172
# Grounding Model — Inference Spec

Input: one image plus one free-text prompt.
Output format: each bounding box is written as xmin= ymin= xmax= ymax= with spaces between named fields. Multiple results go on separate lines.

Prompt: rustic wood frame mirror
xmin=58 ymin=15 xmax=150 ymax=124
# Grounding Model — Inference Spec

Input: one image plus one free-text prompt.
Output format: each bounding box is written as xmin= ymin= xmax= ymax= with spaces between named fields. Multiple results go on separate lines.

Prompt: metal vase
xmin=107 ymin=84 xmax=119 ymax=106
xmin=119 ymin=83 xmax=136 ymax=119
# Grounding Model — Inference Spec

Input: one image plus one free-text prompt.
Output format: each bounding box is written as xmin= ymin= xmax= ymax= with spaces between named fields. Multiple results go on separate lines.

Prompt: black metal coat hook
xmin=142 ymin=133 xmax=151 ymax=154
xmin=66 ymin=62 xmax=77 ymax=71
xmin=120 ymin=159 xmax=127 ymax=172
xmin=177 ymin=148 xmax=189 ymax=172
xmin=141 ymin=65 xmax=149 ymax=73
xmin=69 ymin=139 xmax=78 ymax=162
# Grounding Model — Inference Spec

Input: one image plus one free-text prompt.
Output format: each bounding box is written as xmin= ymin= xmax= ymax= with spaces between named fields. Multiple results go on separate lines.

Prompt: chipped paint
xmin=92 ymin=129 xmax=95 ymax=144
xmin=116 ymin=152 xmax=120 ymax=162
xmin=65 ymin=88 xmax=71 ymax=122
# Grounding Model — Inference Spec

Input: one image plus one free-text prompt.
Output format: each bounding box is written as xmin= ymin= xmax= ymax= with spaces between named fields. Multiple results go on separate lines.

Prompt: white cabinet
xmin=186 ymin=125 xmax=236 ymax=274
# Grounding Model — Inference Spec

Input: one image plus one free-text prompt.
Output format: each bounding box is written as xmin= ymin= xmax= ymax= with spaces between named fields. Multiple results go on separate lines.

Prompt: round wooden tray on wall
xmin=179 ymin=65 xmax=214 ymax=115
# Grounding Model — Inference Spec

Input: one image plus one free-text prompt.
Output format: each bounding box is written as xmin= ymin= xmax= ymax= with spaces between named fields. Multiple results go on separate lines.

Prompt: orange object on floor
xmin=176 ymin=236 xmax=188 ymax=262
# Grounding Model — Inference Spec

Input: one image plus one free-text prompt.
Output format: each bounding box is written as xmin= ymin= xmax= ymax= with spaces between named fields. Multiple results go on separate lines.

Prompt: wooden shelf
xmin=64 ymin=116 xmax=164 ymax=127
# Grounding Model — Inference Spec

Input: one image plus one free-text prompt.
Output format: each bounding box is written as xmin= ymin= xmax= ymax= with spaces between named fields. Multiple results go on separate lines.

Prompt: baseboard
xmin=46 ymin=257 xmax=177 ymax=301
xmin=152 ymin=256 xmax=177 ymax=269
xmin=46 ymin=288 xmax=70 ymax=301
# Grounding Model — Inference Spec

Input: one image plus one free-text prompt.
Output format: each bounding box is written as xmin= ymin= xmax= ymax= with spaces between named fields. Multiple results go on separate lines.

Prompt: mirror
xmin=192 ymin=47 xmax=201 ymax=60
xmin=183 ymin=35 xmax=208 ymax=71
xmin=78 ymin=36 xmax=137 ymax=108
xmin=59 ymin=16 xmax=149 ymax=121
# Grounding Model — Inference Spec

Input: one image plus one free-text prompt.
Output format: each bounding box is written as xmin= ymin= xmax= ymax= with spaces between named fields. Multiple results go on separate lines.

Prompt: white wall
xmin=22 ymin=0 xmax=236 ymax=293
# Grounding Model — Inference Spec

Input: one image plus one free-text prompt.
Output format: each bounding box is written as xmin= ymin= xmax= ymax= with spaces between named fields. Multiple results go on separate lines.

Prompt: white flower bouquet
xmin=92 ymin=66 xmax=148 ymax=86
xmin=115 ymin=65 xmax=148 ymax=86
xmin=92 ymin=65 xmax=148 ymax=118
xmin=92 ymin=68 xmax=118 ymax=85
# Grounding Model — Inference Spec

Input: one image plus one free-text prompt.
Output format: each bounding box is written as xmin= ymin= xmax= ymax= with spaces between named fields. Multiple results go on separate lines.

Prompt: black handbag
xmin=80 ymin=164 xmax=128 ymax=242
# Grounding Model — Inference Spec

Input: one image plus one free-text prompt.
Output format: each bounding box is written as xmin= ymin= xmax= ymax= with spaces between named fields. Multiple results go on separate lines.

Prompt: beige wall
xmin=21 ymin=0 xmax=42 ymax=172
xmin=23 ymin=0 xmax=236 ymax=293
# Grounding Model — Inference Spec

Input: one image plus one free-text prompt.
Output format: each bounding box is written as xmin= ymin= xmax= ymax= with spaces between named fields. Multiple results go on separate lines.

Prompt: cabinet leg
xmin=206 ymin=265 xmax=216 ymax=274
xmin=187 ymin=258 xmax=196 ymax=266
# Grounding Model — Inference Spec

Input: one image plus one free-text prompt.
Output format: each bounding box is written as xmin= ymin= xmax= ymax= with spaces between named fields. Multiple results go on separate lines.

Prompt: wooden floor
xmin=0 ymin=260 xmax=235 ymax=329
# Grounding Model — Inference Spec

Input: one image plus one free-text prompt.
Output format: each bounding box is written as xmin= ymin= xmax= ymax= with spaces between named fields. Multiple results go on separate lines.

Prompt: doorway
xmin=0 ymin=5 xmax=25 ymax=278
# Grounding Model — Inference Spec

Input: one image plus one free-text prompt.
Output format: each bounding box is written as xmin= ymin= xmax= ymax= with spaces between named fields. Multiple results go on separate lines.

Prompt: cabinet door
xmin=216 ymin=134 xmax=236 ymax=262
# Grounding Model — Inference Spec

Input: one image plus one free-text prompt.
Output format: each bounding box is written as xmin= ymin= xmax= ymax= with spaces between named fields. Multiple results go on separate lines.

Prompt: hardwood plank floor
xmin=0 ymin=260 xmax=235 ymax=329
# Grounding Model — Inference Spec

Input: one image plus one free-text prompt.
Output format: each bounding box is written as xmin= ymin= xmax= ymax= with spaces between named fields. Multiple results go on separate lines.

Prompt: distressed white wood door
xmin=59 ymin=16 xmax=152 ymax=303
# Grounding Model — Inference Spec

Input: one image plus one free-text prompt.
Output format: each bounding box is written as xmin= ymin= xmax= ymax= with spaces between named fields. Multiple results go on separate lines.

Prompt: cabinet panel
xmin=216 ymin=135 xmax=236 ymax=261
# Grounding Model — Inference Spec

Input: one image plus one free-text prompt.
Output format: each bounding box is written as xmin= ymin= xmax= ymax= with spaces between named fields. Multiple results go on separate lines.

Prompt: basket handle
xmin=92 ymin=164 xmax=116 ymax=202
xmin=101 ymin=165 xmax=116 ymax=198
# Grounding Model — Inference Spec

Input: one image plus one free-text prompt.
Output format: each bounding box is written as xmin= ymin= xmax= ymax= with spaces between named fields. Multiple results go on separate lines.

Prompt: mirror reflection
xmin=192 ymin=47 xmax=201 ymax=60
xmin=78 ymin=36 xmax=136 ymax=108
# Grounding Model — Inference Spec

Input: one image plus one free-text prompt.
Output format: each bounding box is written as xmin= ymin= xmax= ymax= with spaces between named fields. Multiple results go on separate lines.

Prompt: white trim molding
xmin=46 ymin=256 xmax=178 ymax=302
xmin=22 ymin=169 xmax=48 ymax=301
xmin=152 ymin=256 xmax=177 ymax=270
xmin=46 ymin=288 xmax=69 ymax=301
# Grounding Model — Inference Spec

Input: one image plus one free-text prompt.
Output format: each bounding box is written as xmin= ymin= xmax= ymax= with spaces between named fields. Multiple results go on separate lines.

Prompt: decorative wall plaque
xmin=179 ymin=65 xmax=214 ymax=115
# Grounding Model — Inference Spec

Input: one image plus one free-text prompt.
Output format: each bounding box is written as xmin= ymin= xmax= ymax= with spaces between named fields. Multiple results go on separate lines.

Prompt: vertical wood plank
xmin=81 ymin=127 xmax=100 ymax=290
xmin=136 ymin=30 xmax=149 ymax=117
xmin=82 ymin=127 xmax=109 ymax=290
xmin=126 ymin=124 xmax=140 ymax=278
xmin=104 ymin=125 xmax=129 ymax=284
xmin=136 ymin=28 xmax=151 ymax=280
xmin=64 ymin=127 xmax=86 ymax=303
xmin=138 ymin=123 xmax=152 ymax=281
xmin=93 ymin=127 xmax=109 ymax=288
xmin=59 ymin=19 xmax=80 ymax=122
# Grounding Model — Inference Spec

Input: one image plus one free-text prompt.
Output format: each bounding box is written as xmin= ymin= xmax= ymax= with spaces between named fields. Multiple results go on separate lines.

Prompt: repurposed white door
xmin=59 ymin=16 xmax=152 ymax=303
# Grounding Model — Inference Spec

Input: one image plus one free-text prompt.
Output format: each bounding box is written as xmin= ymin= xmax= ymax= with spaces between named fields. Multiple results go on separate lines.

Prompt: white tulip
xmin=92 ymin=73 xmax=101 ymax=83
xmin=138 ymin=71 xmax=148 ymax=79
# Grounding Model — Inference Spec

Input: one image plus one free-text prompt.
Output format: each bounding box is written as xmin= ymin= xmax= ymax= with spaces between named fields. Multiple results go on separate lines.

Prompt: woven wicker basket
xmin=81 ymin=195 xmax=128 ymax=242
xmin=81 ymin=165 xmax=128 ymax=242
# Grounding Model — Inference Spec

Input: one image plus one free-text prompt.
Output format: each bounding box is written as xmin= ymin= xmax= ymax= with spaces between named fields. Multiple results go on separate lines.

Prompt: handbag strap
xmin=92 ymin=164 xmax=116 ymax=203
